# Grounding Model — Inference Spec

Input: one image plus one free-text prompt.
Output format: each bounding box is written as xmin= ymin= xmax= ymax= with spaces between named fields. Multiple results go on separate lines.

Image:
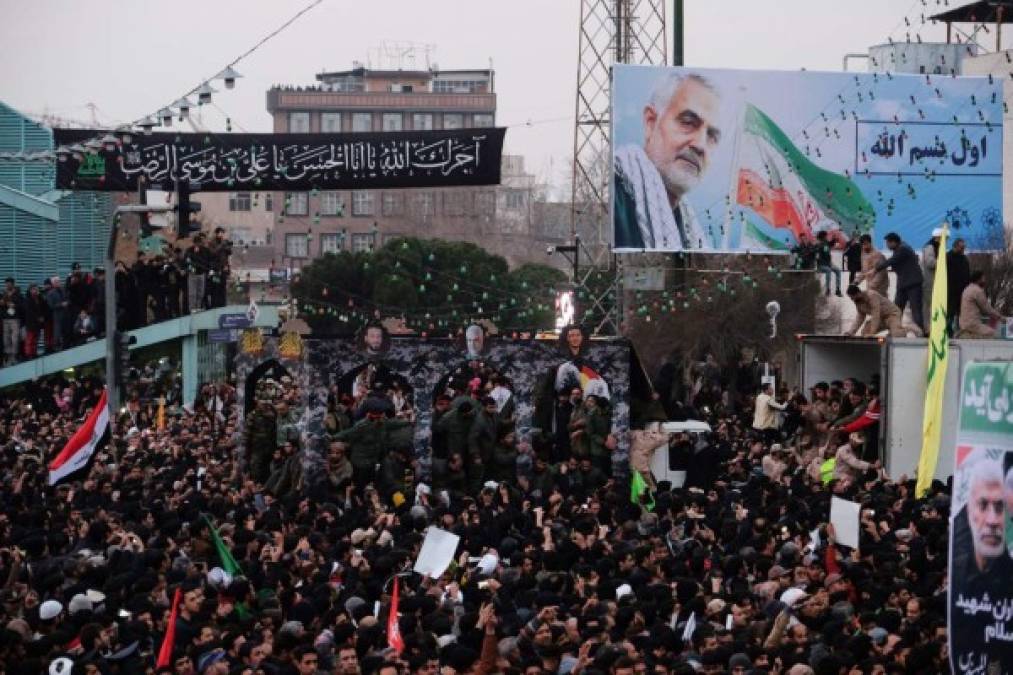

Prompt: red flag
xmin=387 ymin=577 xmax=405 ymax=654
xmin=156 ymin=588 xmax=182 ymax=669
xmin=49 ymin=389 xmax=109 ymax=485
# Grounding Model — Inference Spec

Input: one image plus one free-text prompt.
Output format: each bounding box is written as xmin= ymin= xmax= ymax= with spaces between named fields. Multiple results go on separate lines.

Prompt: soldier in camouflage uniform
xmin=274 ymin=400 xmax=300 ymax=447
xmin=334 ymin=409 xmax=413 ymax=490
xmin=244 ymin=398 xmax=277 ymax=484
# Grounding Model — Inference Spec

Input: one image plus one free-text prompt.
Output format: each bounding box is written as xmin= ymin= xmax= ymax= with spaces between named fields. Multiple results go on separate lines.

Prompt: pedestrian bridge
xmin=0 ymin=304 xmax=279 ymax=403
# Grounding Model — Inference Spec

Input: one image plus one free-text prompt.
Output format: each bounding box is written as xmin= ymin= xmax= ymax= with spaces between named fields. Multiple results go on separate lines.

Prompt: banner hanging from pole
xmin=53 ymin=127 xmax=506 ymax=192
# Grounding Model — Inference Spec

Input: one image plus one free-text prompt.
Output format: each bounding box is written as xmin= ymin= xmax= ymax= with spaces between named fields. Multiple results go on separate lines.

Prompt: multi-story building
xmin=0 ymin=102 xmax=113 ymax=283
xmin=242 ymin=65 xmax=567 ymax=269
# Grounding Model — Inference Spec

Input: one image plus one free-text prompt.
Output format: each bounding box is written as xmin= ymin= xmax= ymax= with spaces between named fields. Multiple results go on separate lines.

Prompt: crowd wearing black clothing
xmin=0 ymin=229 xmax=232 ymax=366
xmin=0 ymin=344 xmax=966 ymax=675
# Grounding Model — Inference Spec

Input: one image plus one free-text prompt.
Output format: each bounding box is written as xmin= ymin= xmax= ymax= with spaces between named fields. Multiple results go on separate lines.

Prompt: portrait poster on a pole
xmin=611 ymin=64 xmax=1002 ymax=253
xmin=948 ymin=361 xmax=1013 ymax=674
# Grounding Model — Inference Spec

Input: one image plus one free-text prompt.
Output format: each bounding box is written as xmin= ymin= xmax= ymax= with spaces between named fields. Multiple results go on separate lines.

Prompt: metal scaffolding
xmin=570 ymin=0 xmax=667 ymax=335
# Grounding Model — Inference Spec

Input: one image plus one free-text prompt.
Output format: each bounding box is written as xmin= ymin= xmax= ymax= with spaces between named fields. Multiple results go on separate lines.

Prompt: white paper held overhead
xmin=413 ymin=527 xmax=460 ymax=579
xmin=829 ymin=496 xmax=861 ymax=549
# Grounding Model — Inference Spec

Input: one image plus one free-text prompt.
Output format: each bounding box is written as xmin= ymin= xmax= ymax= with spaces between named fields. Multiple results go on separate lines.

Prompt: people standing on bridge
xmin=22 ymin=283 xmax=49 ymax=359
xmin=129 ymin=253 xmax=149 ymax=328
xmin=91 ymin=266 xmax=106 ymax=338
xmin=44 ymin=276 xmax=67 ymax=352
xmin=207 ymin=227 xmax=233 ymax=309
xmin=2 ymin=277 xmax=23 ymax=366
xmin=72 ymin=306 xmax=95 ymax=345
xmin=185 ymin=233 xmax=211 ymax=313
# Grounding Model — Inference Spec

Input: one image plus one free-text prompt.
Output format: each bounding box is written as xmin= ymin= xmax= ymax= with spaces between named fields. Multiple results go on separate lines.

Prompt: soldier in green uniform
xmin=334 ymin=409 xmax=413 ymax=490
xmin=274 ymin=400 xmax=300 ymax=447
xmin=467 ymin=397 xmax=499 ymax=493
xmin=436 ymin=400 xmax=476 ymax=467
xmin=244 ymin=398 xmax=277 ymax=484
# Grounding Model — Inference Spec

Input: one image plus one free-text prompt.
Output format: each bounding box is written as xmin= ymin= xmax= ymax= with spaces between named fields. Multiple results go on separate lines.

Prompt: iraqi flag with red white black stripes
xmin=49 ymin=390 xmax=109 ymax=486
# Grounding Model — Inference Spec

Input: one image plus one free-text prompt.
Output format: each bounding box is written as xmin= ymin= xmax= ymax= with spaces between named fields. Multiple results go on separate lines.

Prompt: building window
xmin=289 ymin=112 xmax=310 ymax=133
xmin=473 ymin=113 xmax=494 ymax=128
xmin=505 ymin=191 xmax=525 ymax=210
xmin=443 ymin=191 xmax=468 ymax=216
xmin=264 ymin=193 xmax=273 ymax=212
xmin=352 ymin=191 xmax=374 ymax=216
xmin=320 ymin=233 xmax=344 ymax=253
xmin=285 ymin=192 xmax=308 ymax=216
xmin=442 ymin=113 xmax=463 ymax=130
xmin=351 ymin=233 xmax=374 ymax=252
xmin=321 ymin=112 xmax=342 ymax=133
xmin=329 ymin=76 xmax=364 ymax=92
xmin=433 ymin=80 xmax=485 ymax=93
xmin=320 ymin=191 xmax=345 ymax=216
xmin=285 ymin=233 xmax=308 ymax=258
xmin=229 ymin=226 xmax=252 ymax=244
xmin=382 ymin=193 xmax=403 ymax=216
xmin=352 ymin=113 xmax=372 ymax=132
xmin=382 ymin=113 xmax=403 ymax=131
xmin=382 ymin=233 xmax=403 ymax=245
xmin=476 ymin=191 xmax=495 ymax=216
xmin=412 ymin=113 xmax=433 ymax=130
xmin=229 ymin=192 xmax=251 ymax=212
xmin=416 ymin=192 xmax=435 ymax=216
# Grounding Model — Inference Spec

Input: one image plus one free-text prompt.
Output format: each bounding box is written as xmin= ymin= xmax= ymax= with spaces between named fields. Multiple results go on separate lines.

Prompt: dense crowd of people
xmin=0 ymin=229 xmax=232 ymax=366
xmin=0 ymin=344 xmax=964 ymax=675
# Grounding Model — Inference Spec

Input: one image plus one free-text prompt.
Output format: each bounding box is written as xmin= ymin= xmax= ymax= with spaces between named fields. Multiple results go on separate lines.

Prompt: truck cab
xmin=648 ymin=420 xmax=713 ymax=488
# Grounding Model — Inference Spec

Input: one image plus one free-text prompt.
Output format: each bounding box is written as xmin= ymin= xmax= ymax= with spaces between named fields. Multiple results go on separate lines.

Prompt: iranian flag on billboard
xmin=734 ymin=104 xmax=875 ymax=248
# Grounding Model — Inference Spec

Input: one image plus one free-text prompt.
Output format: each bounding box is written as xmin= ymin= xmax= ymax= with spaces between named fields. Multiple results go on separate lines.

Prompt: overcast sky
xmin=0 ymin=0 xmax=992 ymax=193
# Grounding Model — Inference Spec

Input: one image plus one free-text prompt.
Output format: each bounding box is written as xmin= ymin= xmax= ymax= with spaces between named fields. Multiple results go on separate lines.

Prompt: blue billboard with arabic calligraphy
xmin=612 ymin=64 xmax=1003 ymax=252
xmin=52 ymin=128 xmax=506 ymax=193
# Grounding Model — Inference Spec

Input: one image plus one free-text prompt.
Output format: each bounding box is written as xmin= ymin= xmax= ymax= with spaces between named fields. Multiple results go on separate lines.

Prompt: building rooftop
xmin=930 ymin=0 xmax=1013 ymax=23
xmin=314 ymin=67 xmax=492 ymax=81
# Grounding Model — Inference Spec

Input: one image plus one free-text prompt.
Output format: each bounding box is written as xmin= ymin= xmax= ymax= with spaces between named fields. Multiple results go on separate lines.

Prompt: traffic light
xmin=114 ymin=331 xmax=137 ymax=382
xmin=175 ymin=182 xmax=202 ymax=238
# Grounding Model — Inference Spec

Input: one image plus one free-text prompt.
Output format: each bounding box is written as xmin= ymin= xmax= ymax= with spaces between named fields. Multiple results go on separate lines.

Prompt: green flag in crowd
xmin=204 ymin=514 xmax=242 ymax=576
xmin=631 ymin=471 xmax=655 ymax=511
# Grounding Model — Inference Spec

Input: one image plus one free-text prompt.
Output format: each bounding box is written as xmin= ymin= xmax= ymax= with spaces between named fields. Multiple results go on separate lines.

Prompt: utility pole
xmin=105 ymin=204 xmax=174 ymax=417
xmin=673 ymin=0 xmax=684 ymax=66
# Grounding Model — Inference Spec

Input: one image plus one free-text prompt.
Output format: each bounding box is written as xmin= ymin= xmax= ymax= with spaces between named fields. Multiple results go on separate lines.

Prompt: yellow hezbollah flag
xmin=916 ymin=226 xmax=948 ymax=498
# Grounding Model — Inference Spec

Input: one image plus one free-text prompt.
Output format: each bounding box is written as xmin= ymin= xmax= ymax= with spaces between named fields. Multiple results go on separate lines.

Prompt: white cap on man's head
xmin=39 ymin=600 xmax=63 ymax=621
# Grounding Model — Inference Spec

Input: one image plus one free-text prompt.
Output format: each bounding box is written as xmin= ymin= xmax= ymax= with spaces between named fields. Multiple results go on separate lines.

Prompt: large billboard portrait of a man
xmin=613 ymin=64 xmax=1002 ymax=253
xmin=949 ymin=451 xmax=1013 ymax=674
xmin=614 ymin=71 xmax=720 ymax=251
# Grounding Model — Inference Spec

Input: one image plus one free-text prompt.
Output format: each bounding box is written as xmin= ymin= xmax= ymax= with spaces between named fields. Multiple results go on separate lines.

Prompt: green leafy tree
xmin=292 ymin=237 xmax=566 ymax=334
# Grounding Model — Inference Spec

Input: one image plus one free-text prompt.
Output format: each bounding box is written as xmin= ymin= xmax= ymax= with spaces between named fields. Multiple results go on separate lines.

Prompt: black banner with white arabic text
xmin=53 ymin=127 xmax=505 ymax=192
